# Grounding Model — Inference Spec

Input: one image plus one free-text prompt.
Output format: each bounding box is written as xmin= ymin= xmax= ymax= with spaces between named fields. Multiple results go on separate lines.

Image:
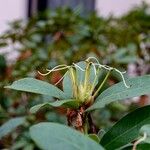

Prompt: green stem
xmin=93 ymin=70 xmax=112 ymax=98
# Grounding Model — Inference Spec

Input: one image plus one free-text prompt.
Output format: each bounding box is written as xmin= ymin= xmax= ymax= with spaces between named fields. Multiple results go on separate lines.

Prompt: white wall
xmin=95 ymin=0 xmax=150 ymax=17
xmin=0 ymin=0 xmax=27 ymax=34
xmin=0 ymin=0 xmax=27 ymax=62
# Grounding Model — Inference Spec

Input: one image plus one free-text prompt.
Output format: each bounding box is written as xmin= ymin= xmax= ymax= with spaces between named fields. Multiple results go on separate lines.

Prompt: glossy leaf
xmin=30 ymin=122 xmax=104 ymax=150
xmin=100 ymin=105 xmax=150 ymax=150
xmin=30 ymin=99 xmax=79 ymax=113
xmin=0 ymin=117 xmax=25 ymax=139
xmin=87 ymin=75 xmax=150 ymax=111
xmin=5 ymin=78 xmax=66 ymax=99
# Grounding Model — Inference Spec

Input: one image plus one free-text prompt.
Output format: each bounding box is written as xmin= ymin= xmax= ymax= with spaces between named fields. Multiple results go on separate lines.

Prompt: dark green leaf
xmin=0 ymin=117 xmax=25 ymax=139
xmin=115 ymin=56 xmax=137 ymax=64
xmin=5 ymin=78 xmax=66 ymax=99
xmin=87 ymin=75 xmax=150 ymax=111
xmin=30 ymin=99 xmax=79 ymax=113
xmin=100 ymin=105 xmax=150 ymax=150
xmin=136 ymin=143 xmax=150 ymax=150
xmin=121 ymin=143 xmax=150 ymax=150
xmin=30 ymin=122 xmax=104 ymax=150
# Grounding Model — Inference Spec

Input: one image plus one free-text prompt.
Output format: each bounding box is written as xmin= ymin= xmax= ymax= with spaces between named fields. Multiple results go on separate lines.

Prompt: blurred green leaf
xmin=0 ymin=117 xmax=25 ymax=139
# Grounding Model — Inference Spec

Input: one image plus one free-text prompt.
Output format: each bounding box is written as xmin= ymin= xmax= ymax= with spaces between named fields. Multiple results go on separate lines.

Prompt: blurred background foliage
xmin=0 ymin=2 xmax=150 ymax=149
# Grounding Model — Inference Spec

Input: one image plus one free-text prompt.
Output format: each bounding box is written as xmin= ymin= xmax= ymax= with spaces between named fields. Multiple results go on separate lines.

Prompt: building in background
xmin=96 ymin=0 xmax=150 ymax=17
xmin=0 ymin=0 xmax=150 ymax=34
xmin=0 ymin=0 xmax=27 ymax=34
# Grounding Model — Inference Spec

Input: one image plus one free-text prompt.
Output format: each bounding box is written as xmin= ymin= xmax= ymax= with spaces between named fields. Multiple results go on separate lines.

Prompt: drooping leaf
xmin=87 ymin=75 xmax=150 ymax=111
xmin=100 ymin=105 xmax=150 ymax=150
xmin=30 ymin=99 xmax=79 ymax=113
xmin=5 ymin=78 xmax=66 ymax=99
xmin=30 ymin=122 xmax=104 ymax=150
xmin=0 ymin=117 xmax=25 ymax=139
